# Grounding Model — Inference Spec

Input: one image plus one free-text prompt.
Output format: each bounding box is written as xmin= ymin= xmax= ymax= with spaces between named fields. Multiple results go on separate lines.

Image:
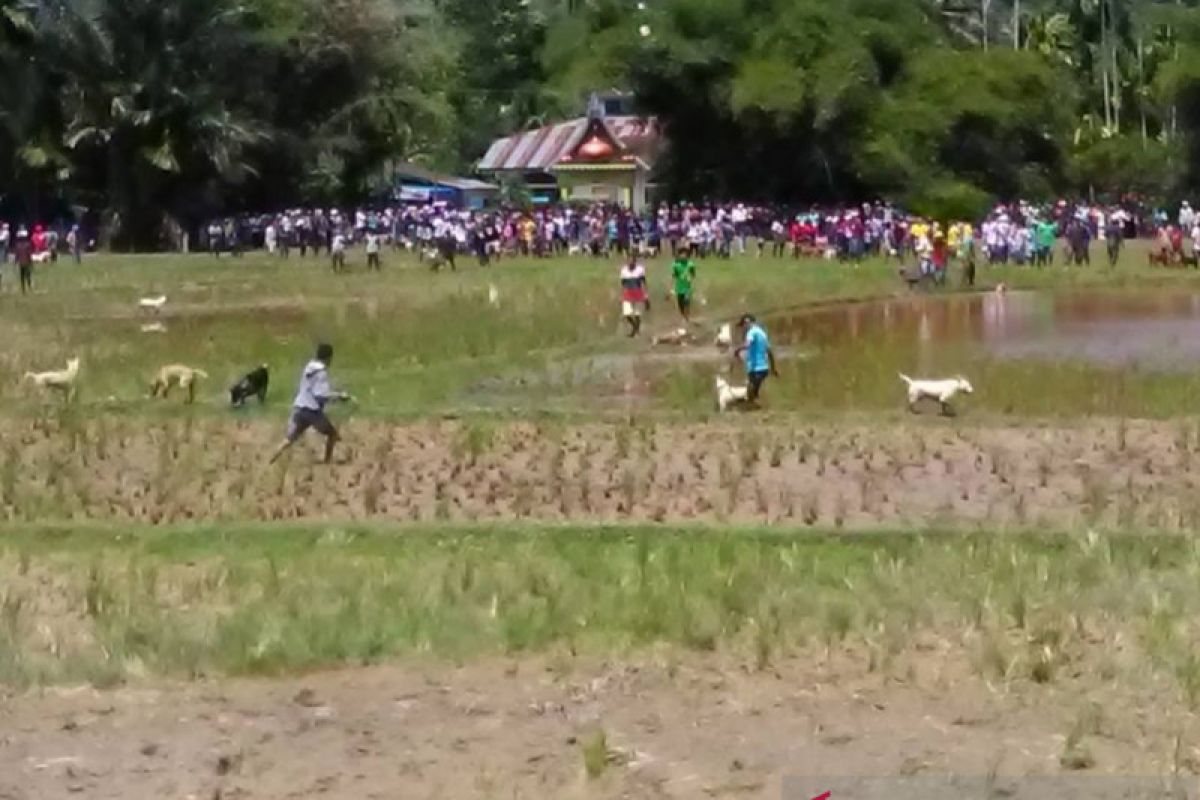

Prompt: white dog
xmin=715 ymin=375 xmax=749 ymax=412
xmin=899 ymin=373 xmax=973 ymax=415
xmin=138 ymin=294 xmax=167 ymax=313
xmin=715 ymin=323 xmax=733 ymax=350
xmin=25 ymin=357 xmax=81 ymax=398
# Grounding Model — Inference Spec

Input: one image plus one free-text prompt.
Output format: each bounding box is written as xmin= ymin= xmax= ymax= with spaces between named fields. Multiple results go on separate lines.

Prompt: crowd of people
xmin=0 ymin=222 xmax=85 ymax=293
xmin=204 ymin=199 xmax=1166 ymax=274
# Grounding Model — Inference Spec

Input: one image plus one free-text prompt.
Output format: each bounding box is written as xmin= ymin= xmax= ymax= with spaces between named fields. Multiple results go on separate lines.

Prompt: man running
xmin=269 ymin=343 xmax=353 ymax=464
xmin=734 ymin=314 xmax=778 ymax=405
xmin=619 ymin=255 xmax=648 ymax=337
xmin=671 ymin=246 xmax=696 ymax=322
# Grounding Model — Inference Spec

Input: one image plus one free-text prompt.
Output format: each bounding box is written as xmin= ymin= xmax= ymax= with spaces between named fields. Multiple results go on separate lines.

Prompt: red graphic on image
xmin=811 ymin=793 xmax=831 ymax=800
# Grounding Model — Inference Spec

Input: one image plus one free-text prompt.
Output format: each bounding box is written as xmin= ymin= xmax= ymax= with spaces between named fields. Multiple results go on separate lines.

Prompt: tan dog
xmin=653 ymin=327 xmax=696 ymax=346
xmin=151 ymin=364 xmax=209 ymax=403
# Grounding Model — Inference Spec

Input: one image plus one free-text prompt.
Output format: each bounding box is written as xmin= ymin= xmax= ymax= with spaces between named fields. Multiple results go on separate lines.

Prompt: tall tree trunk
xmin=1013 ymin=0 xmax=1020 ymax=50
xmin=1100 ymin=0 xmax=1111 ymax=130
xmin=1112 ymin=27 xmax=1121 ymax=133
xmin=1139 ymin=37 xmax=1148 ymax=146
xmin=1172 ymin=35 xmax=1179 ymax=140
xmin=981 ymin=0 xmax=990 ymax=50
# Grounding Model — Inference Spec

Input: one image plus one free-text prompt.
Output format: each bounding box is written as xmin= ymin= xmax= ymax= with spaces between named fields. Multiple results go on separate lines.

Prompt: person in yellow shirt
xmin=910 ymin=219 xmax=929 ymax=251
xmin=519 ymin=216 xmax=535 ymax=256
xmin=947 ymin=222 xmax=962 ymax=252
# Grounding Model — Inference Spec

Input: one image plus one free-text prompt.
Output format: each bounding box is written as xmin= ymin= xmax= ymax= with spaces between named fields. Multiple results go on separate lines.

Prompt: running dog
xmin=230 ymin=364 xmax=269 ymax=406
xmin=24 ymin=357 xmax=80 ymax=399
xmin=899 ymin=373 xmax=973 ymax=416
xmin=151 ymin=364 xmax=209 ymax=404
xmin=715 ymin=375 xmax=749 ymax=412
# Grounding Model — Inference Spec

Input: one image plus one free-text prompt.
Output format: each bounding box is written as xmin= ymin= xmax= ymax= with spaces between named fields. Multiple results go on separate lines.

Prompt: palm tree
xmin=935 ymin=0 xmax=991 ymax=48
xmin=0 ymin=0 xmax=62 ymax=215
xmin=1026 ymin=10 xmax=1077 ymax=66
xmin=51 ymin=0 xmax=269 ymax=248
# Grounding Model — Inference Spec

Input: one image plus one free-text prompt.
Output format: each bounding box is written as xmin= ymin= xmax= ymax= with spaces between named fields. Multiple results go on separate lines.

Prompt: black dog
xmin=230 ymin=364 xmax=269 ymax=406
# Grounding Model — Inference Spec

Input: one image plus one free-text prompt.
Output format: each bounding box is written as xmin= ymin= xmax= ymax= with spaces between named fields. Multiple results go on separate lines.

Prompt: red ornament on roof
xmin=579 ymin=136 xmax=613 ymax=159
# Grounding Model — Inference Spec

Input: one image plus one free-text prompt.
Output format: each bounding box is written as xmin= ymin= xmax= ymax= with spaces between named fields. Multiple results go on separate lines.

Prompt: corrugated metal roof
xmin=478 ymin=116 xmax=659 ymax=172
xmin=393 ymin=161 xmax=497 ymax=192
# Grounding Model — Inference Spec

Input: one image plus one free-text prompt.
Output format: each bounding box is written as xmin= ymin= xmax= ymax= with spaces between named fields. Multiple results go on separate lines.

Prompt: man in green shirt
xmin=1034 ymin=219 xmax=1057 ymax=267
xmin=671 ymin=246 xmax=697 ymax=322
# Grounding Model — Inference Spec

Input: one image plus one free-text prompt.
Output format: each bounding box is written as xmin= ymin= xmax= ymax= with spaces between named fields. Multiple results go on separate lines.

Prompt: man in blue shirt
xmin=734 ymin=314 xmax=778 ymax=405
xmin=269 ymin=342 xmax=353 ymax=464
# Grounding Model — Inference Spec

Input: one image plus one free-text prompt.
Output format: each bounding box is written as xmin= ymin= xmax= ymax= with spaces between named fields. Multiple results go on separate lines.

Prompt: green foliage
xmin=9 ymin=0 xmax=1200 ymax=238
xmin=0 ymin=0 xmax=457 ymax=249
xmin=862 ymin=49 xmax=1074 ymax=206
xmin=1067 ymin=134 xmax=1179 ymax=201
xmin=908 ymin=179 xmax=994 ymax=223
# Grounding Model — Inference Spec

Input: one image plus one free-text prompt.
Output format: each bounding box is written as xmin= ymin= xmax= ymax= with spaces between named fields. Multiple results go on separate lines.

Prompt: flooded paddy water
xmin=636 ymin=289 xmax=1200 ymax=418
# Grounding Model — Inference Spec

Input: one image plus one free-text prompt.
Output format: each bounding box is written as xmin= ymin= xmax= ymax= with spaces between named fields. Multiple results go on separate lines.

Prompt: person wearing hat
xmin=269 ymin=342 xmax=354 ymax=465
xmin=733 ymin=314 xmax=778 ymax=406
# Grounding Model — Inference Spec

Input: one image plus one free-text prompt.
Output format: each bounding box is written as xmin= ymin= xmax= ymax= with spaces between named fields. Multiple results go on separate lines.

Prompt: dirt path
xmin=2 ymin=642 xmax=1194 ymax=800
xmin=4 ymin=416 xmax=1200 ymax=531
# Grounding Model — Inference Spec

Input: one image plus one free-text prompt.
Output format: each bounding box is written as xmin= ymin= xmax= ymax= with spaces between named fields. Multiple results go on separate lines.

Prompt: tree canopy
xmin=7 ymin=0 xmax=1200 ymax=244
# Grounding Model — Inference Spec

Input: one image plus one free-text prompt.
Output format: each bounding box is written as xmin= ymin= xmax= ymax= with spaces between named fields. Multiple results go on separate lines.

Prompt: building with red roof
xmin=477 ymin=94 xmax=661 ymax=211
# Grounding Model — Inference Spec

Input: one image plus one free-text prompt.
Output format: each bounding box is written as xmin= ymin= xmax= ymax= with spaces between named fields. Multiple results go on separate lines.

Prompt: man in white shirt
xmin=330 ymin=230 xmax=347 ymax=272
xmin=731 ymin=203 xmax=748 ymax=254
xmin=365 ymin=231 xmax=381 ymax=270
xmin=270 ymin=343 xmax=352 ymax=465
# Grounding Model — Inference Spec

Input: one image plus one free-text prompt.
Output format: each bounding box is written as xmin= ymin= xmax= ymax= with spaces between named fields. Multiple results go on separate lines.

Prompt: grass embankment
xmin=0 ymin=250 xmax=897 ymax=418
xmin=5 ymin=523 xmax=1200 ymax=705
xmin=3 ymin=245 xmax=1200 ymax=419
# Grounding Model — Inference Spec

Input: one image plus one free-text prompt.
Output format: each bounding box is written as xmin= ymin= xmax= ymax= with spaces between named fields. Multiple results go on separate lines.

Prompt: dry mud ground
xmin=4 ymin=644 xmax=1198 ymax=800
xmin=6 ymin=415 xmax=1200 ymax=530
xmin=8 ymin=414 xmax=1200 ymax=798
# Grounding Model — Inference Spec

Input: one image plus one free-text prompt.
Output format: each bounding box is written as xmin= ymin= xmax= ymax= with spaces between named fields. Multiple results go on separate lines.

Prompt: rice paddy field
xmin=9 ymin=244 xmax=1200 ymax=799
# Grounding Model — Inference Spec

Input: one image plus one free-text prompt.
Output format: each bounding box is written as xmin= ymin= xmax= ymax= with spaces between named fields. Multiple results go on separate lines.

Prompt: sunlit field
xmin=5 ymin=240 xmax=1198 ymax=420
xmin=8 ymin=242 xmax=1200 ymax=797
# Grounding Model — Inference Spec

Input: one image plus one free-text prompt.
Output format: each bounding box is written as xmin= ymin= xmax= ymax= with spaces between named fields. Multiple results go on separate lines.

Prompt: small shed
xmin=389 ymin=162 xmax=498 ymax=209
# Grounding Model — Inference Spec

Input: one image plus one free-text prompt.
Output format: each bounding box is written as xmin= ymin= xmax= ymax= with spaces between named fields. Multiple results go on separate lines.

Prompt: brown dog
xmin=150 ymin=364 xmax=209 ymax=404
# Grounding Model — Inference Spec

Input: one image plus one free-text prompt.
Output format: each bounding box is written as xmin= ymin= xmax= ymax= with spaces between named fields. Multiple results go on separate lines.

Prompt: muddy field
xmin=4 ymin=414 xmax=1200 ymax=531
xmin=4 ymin=642 xmax=1197 ymax=800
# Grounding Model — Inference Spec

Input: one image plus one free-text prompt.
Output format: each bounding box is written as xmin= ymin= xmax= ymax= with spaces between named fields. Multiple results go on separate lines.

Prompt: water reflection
xmin=769 ymin=290 xmax=1200 ymax=371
